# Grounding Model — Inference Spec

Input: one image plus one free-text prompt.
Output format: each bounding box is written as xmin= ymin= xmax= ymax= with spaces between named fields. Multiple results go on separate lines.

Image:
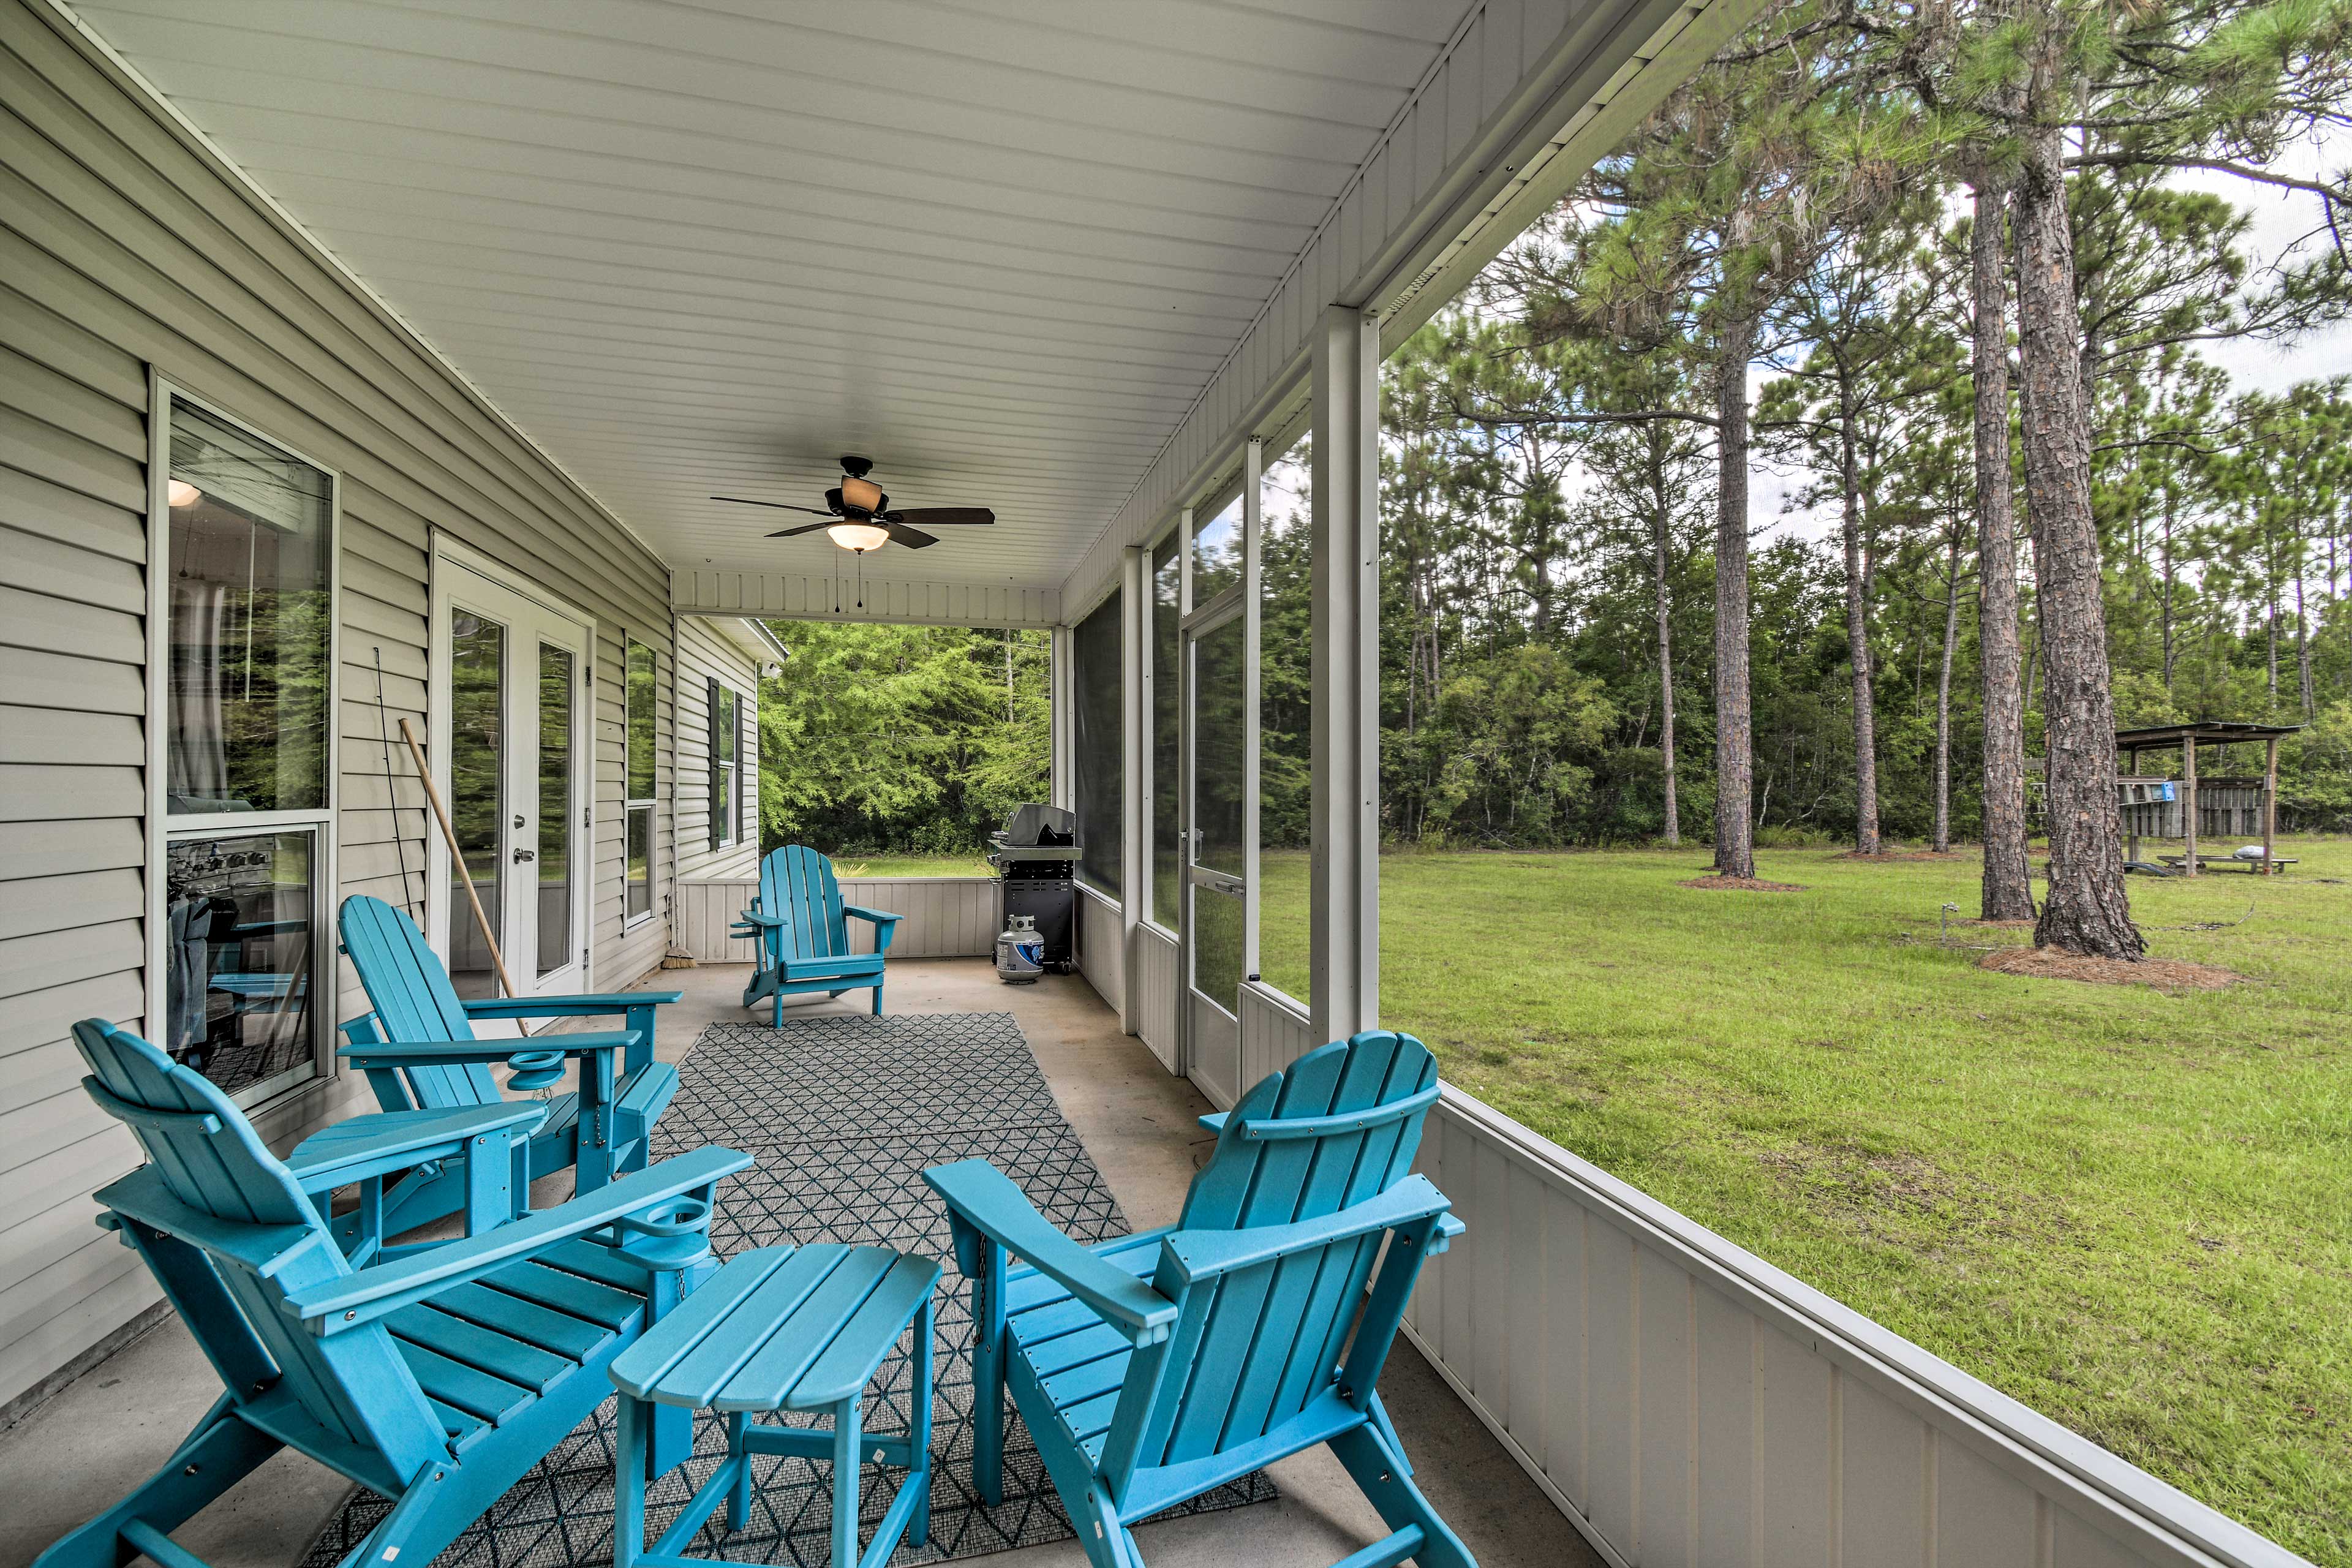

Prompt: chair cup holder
xmin=503 ymin=1049 xmax=567 ymax=1093
xmin=608 ymin=1197 xmax=714 ymax=1270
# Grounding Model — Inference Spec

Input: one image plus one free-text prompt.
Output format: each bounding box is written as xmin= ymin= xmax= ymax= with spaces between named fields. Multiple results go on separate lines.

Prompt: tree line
xmin=1262 ymin=0 xmax=2352 ymax=960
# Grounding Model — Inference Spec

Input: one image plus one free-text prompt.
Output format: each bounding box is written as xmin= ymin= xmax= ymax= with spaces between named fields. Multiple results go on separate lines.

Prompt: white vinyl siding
xmin=674 ymin=617 xmax=761 ymax=884
xmin=0 ymin=4 xmax=676 ymax=1412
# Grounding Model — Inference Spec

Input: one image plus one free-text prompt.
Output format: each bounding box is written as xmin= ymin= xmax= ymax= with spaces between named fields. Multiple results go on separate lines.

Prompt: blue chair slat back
xmin=72 ymin=1019 xmax=443 ymax=1472
xmin=1134 ymin=1031 xmax=1439 ymax=1473
xmin=758 ymin=845 xmax=848 ymax=962
xmin=340 ymin=894 xmax=501 ymax=1108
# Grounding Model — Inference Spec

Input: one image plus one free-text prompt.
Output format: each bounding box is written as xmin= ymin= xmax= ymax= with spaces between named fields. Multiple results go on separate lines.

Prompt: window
xmin=1150 ymin=532 xmax=1182 ymax=930
xmin=156 ymin=392 xmax=335 ymax=1104
xmin=709 ymin=678 xmax=739 ymax=850
xmin=1191 ymin=493 xmax=1243 ymax=605
xmin=1072 ymin=589 xmax=1123 ymax=899
xmin=625 ymin=636 xmax=655 ymax=924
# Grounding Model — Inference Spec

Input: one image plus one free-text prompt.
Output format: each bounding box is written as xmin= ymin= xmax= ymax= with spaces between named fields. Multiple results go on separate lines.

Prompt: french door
xmin=429 ymin=556 xmax=593 ymax=1005
xmin=1181 ymin=596 xmax=1247 ymax=1107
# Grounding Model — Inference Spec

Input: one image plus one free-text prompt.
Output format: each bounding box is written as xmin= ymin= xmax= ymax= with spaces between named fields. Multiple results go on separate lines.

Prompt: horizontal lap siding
xmin=0 ymin=6 xmax=676 ymax=1412
xmin=673 ymin=617 xmax=760 ymax=885
xmin=1404 ymin=1094 xmax=2297 ymax=1568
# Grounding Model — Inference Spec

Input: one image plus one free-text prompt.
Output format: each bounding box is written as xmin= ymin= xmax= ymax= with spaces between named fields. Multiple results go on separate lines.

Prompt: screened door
xmin=432 ymin=560 xmax=592 ymax=1004
xmin=1182 ymin=599 xmax=1246 ymax=1106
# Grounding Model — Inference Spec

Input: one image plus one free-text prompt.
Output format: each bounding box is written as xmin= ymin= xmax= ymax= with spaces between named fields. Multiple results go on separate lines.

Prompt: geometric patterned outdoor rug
xmin=300 ymin=1011 xmax=1274 ymax=1568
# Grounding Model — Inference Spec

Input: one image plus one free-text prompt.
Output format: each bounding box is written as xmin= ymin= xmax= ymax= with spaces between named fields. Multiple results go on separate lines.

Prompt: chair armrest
xmin=841 ymin=905 xmax=901 ymax=925
xmin=337 ymin=1030 xmax=637 ymax=1069
xmin=461 ymin=992 xmax=682 ymax=1019
xmin=923 ymin=1159 xmax=1177 ymax=1346
xmin=1160 ymin=1175 xmax=1454 ymax=1286
xmin=1196 ymin=1112 xmax=1227 ymax=1135
xmin=285 ymin=1146 xmax=753 ymax=1333
xmin=95 ymin=1167 xmax=326 ymax=1279
xmin=737 ymin=911 xmax=783 ymax=927
xmin=287 ymin=1102 xmax=546 ymax=1191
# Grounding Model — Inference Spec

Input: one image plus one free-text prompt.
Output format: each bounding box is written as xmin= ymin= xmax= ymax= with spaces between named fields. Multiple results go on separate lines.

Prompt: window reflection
xmin=538 ymin=644 xmax=572 ymax=976
xmin=164 ymin=832 xmax=317 ymax=1096
xmin=165 ymin=401 xmax=331 ymax=815
xmin=448 ymin=613 xmax=505 ymax=999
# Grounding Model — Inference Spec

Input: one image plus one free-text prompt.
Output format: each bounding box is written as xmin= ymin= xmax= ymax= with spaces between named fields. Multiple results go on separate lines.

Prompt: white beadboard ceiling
xmin=71 ymin=0 xmax=1480 ymax=588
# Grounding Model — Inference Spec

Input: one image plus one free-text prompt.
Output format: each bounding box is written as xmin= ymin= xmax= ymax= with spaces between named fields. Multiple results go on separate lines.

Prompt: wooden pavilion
xmin=2115 ymin=721 xmax=2304 ymax=876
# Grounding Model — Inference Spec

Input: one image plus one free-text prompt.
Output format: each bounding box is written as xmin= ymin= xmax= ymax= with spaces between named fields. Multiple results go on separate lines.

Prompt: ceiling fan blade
xmin=714 ymin=495 xmax=834 ymax=515
xmin=763 ymin=522 xmax=832 ymax=538
xmin=882 ymin=520 xmax=940 ymax=549
xmin=885 ymin=507 xmax=994 ymax=527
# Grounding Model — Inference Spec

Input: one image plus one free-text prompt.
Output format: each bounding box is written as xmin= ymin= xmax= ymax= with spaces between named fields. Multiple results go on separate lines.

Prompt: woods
xmin=1340 ymin=0 xmax=2352 ymax=954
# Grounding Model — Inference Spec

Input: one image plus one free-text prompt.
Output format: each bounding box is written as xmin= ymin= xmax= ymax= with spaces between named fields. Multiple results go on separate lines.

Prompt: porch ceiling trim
xmin=1057 ymin=0 xmax=1756 ymax=624
xmin=673 ymin=568 xmax=1060 ymax=631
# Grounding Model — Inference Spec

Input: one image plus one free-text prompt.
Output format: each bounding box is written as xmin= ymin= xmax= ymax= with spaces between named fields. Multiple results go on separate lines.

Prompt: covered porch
xmin=0 ymin=1 xmax=2315 ymax=1566
xmin=0 ymin=960 xmax=1578 ymax=1568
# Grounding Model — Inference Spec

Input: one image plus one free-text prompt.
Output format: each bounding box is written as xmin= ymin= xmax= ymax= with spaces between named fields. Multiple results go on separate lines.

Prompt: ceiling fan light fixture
xmin=167 ymin=478 xmax=202 ymax=508
xmin=839 ymin=475 xmax=884 ymax=514
xmin=827 ymin=521 xmax=891 ymax=552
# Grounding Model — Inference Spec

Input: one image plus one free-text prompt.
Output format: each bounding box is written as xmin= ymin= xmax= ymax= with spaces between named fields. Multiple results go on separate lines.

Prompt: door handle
xmin=513 ymin=848 xmax=536 ymax=864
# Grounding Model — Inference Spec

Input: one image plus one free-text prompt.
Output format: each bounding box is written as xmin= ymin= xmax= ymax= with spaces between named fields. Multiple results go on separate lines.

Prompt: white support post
xmin=1120 ymin=546 xmax=1148 ymax=1035
xmin=1243 ymin=437 xmax=1264 ymax=989
xmin=1309 ymin=305 xmax=1380 ymax=1043
xmin=1048 ymin=625 xmax=1074 ymax=811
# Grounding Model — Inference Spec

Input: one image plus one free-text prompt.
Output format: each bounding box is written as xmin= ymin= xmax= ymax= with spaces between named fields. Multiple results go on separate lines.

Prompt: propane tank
xmin=995 ymin=914 xmax=1045 ymax=984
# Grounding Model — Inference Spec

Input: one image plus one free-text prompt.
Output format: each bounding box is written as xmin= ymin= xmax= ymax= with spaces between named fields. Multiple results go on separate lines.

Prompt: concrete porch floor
xmin=0 ymin=959 xmax=1593 ymax=1568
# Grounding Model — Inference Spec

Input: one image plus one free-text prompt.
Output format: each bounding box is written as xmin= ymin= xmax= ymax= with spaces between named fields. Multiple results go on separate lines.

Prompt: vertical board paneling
xmin=1133 ymin=923 xmax=1179 ymax=1073
xmin=1402 ymin=1092 xmax=2299 ymax=1568
xmin=1076 ymin=884 xmax=1125 ymax=1023
xmin=669 ymin=876 xmax=1001 ymax=963
xmin=1237 ymin=981 xmax=1313 ymax=1089
xmin=1842 ymin=1378 xmax=1930 ymax=1566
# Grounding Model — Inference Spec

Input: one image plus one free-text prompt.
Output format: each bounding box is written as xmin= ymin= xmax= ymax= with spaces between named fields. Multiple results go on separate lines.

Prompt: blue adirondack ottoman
xmin=337 ymin=895 xmax=684 ymax=1242
xmin=924 ymin=1030 xmax=1475 ymax=1568
xmin=37 ymin=1018 xmax=751 ymax=1568
xmin=735 ymin=846 xmax=903 ymax=1023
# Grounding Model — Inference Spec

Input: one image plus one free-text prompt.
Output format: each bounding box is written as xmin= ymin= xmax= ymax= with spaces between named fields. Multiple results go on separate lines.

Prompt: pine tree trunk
xmin=1653 ymin=447 xmax=1681 ymax=846
xmin=1970 ymin=179 xmax=2036 ymax=920
xmin=2297 ymin=554 xmax=2315 ymax=718
xmin=2013 ymin=117 xmax=2141 ymax=959
xmin=1935 ymin=527 xmax=1962 ymax=854
xmin=1838 ymin=372 xmax=1881 ymax=854
xmin=1713 ymin=314 xmax=1758 ymax=879
xmin=2160 ymin=487 xmax=2177 ymax=686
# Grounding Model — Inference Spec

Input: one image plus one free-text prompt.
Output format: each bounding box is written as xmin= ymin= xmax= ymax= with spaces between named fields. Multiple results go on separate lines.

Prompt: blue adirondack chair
xmin=734 ymin=846 xmax=902 ymax=1023
xmin=38 ymin=1018 xmax=750 ymax=1568
xmin=336 ymin=894 xmax=684 ymax=1244
xmin=924 ymin=1030 xmax=1473 ymax=1568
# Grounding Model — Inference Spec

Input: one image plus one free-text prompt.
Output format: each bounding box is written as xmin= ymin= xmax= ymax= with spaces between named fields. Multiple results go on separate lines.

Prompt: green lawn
xmin=831 ymin=837 xmax=2351 ymax=1556
xmin=1260 ymin=839 xmax=2352 ymax=1563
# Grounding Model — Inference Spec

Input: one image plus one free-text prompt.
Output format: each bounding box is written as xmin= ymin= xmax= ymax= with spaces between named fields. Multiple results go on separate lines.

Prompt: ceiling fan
xmin=712 ymin=456 xmax=995 ymax=552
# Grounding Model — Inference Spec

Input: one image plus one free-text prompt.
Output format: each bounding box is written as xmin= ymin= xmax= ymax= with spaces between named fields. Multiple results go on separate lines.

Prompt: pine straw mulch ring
xmin=1977 ymin=946 xmax=2244 ymax=991
xmin=1677 ymin=874 xmax=1809 ymax=892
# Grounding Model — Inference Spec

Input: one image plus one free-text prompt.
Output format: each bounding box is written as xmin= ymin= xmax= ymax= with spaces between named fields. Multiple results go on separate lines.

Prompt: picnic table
xmin=2155 ymin=852 xmax=2296 ymax=875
